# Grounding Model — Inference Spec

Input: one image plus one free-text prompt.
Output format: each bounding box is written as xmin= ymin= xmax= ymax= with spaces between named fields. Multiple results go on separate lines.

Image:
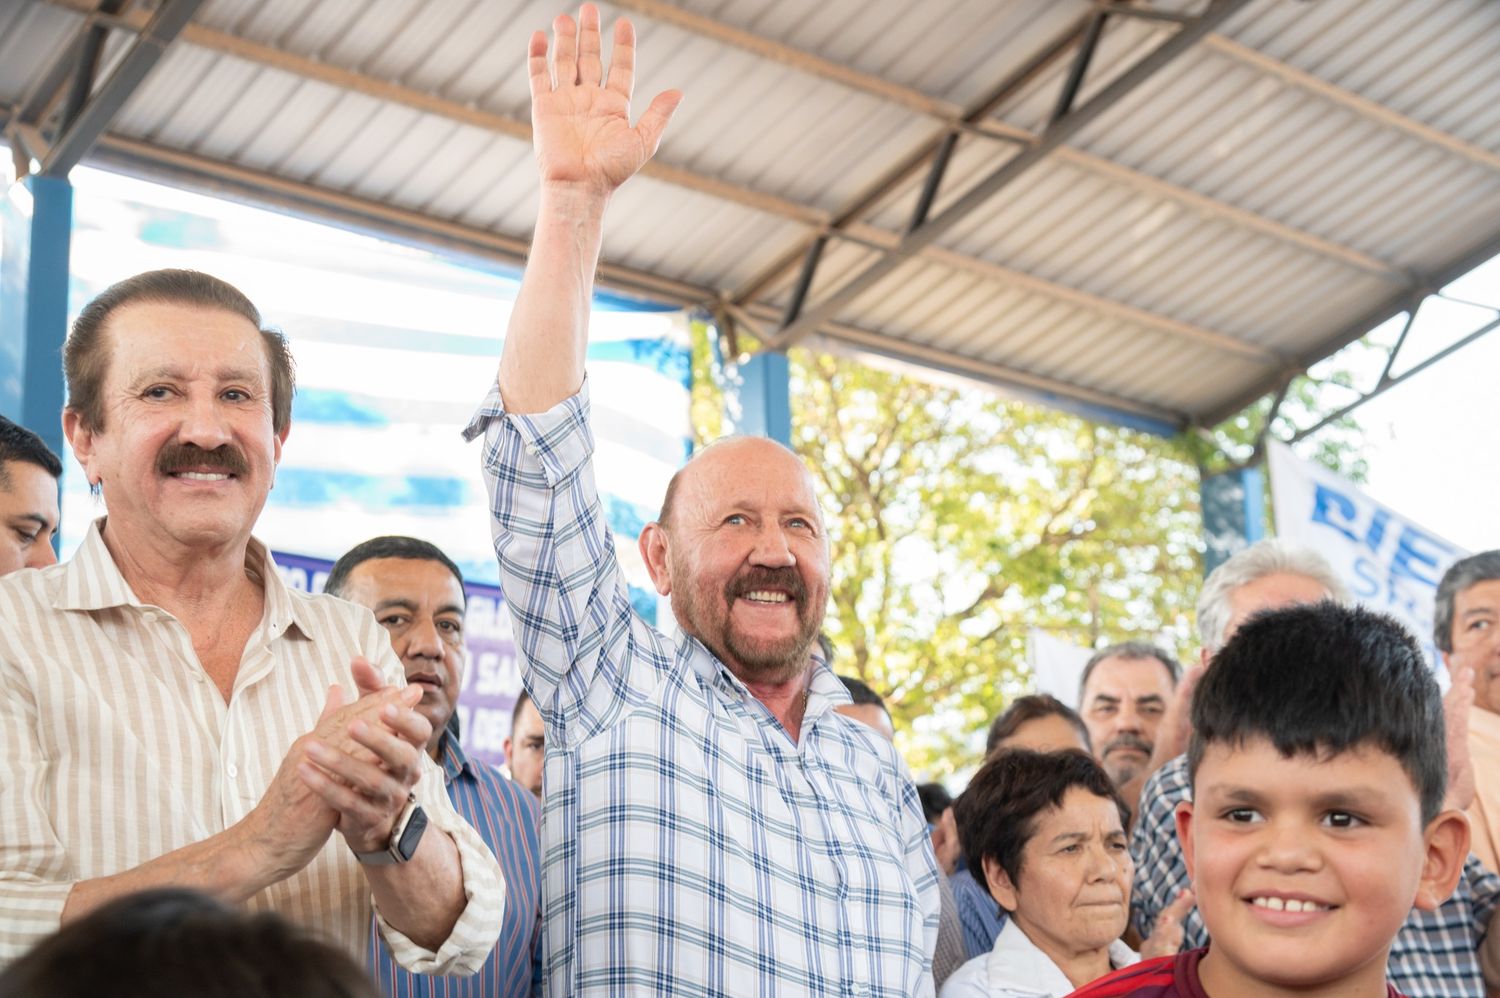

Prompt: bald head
xmin=640 ymin=435 xmax=830 ymax=684
xmin=658 ymin=436 xmax=823 ymax=535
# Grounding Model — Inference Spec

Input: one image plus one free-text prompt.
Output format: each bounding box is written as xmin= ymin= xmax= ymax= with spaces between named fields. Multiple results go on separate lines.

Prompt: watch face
xmin=397 ymin=805 xmax=429 ymax=860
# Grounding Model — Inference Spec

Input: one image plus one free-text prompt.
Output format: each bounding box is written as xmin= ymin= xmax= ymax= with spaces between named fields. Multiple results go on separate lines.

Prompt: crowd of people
xmin=2 ymin=5 xmax=1499 ymax=997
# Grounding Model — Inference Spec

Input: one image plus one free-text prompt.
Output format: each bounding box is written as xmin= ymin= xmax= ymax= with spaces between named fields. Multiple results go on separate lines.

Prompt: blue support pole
xmin=1201 ymin=465 xmax=1266 ymax=577
xmin=736 ymin=351 xmax=792 ymax=446
xmin=1 ymin=174 xmax=73 ymax=553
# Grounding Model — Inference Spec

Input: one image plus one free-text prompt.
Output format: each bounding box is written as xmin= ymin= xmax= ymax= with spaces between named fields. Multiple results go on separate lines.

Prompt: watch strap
xmin=352 ymin=794 xmax=427 ymax=866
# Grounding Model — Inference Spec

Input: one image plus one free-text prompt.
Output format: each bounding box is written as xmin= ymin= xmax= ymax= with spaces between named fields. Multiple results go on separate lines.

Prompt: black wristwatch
xmin=352 ymin=794 xmax=428 ymax=866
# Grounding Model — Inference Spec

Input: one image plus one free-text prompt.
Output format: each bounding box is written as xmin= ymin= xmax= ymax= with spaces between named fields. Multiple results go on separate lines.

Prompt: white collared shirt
xmin=938 ymin=917 xmax=1138 ymax=998
xmin=0 ymin=519 xmax=504 ymax=971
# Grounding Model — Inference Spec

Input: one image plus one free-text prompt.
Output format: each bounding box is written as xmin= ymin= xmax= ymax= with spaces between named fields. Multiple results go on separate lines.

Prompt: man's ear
xmin=62 ymin=408 xmax=99 ymax=487
xmin=981 ymin=854 xmax=1019 ymax=913
xmin=638 ymin=522 xmax=673 ymax=597
xmin=1414 ymin=810 xmax=1471 ymax=911
xmin=1174 ymin=799 xmax=1197 ymax=882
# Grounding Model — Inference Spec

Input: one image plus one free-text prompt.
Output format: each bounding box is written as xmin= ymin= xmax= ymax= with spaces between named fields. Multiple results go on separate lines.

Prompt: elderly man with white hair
xmin=1128 ymin=539 xmax=1500 ymax=998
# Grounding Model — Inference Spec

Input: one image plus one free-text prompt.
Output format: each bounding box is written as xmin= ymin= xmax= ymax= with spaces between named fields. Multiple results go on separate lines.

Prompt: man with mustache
xmin=1076 ymin=642 xmax=1180 ymax=829
xmin=0 ymin=270 xmax=502 ymax=970
xmin=466 ymin=5 xmax=940 ymax=994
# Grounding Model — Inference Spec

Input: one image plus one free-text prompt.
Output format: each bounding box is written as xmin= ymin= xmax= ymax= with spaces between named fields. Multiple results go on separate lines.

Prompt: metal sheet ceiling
xmin=4 ymin=0 xmax=1499 ymax=433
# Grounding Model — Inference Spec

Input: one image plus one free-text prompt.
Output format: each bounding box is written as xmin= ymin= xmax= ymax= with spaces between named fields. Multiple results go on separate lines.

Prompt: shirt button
xmin=193 ymin=673 xmax=206 ymax=684
xmin=226 ymin=764 xmax=238 ymax=779
xmin=525 ymin=444 xmax=539 ymax=456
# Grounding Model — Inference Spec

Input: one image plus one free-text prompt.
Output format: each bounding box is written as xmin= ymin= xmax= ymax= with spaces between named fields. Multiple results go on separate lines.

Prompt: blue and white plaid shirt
xmin=467 ymin=383 xmax=941 ymax=997
xmin=1131 ymin=754 xmax=1500 ymax=998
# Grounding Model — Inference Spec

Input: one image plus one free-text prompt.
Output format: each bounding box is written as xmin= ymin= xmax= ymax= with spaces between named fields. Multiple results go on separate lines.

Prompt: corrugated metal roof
xmin=4 ymin=0 xmax=1499 ymax=432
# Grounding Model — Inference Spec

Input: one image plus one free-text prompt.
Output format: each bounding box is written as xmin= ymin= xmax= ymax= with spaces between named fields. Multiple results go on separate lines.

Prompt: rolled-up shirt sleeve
xmin=366 ymin=629 xmax=504 ymax=975
xmin=465 ymin=380 xmax=668 ymax=749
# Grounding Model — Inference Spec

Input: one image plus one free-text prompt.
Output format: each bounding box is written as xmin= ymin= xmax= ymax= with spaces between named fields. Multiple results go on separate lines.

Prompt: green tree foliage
xmin=687 ymin=321 xmax=1369 ymax=779
xmin=785 ymin=350 xmax=1205 ymax=778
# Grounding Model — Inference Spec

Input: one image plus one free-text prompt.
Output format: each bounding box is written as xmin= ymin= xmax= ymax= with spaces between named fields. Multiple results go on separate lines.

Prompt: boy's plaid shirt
xmin=467 ymin=384 xmax=941 ymax=997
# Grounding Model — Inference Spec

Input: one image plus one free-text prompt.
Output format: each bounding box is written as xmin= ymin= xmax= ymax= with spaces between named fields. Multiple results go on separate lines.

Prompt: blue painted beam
xmin=737 ymin=351 xmax=791 ymax=446
xmin=1201 ymin=464 xmax=1266 ymax=577
xmin=1 ymin=175 xmax=72 ymax=554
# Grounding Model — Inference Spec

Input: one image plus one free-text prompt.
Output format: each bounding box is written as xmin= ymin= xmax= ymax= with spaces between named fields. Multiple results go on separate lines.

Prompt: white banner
xmin=1027 ymin=629 xmax=1093 ymax=709
xmin=1267 ymin=441 xmax=1467 ymax=670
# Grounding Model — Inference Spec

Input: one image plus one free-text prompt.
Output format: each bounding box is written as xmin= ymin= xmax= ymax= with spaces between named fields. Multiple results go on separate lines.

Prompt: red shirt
xmin=1066 ymin=948 xmax=1407 ymax=998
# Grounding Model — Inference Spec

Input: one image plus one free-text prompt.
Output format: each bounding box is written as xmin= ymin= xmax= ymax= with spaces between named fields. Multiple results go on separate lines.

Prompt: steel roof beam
xmin=40 ymin=0 xmax=203 ymax=176
xmin=738 ymin=303 xmax=1188 ymax=435
xmin=1200 ymin=225 xmax=1500 ymax=425
xmin=615 ymin=0 xmax=1399 ymax=283
xmin=1287 ymin=310 xmax=1500 ymax=445
xmin=1203 ymin=34 xmax=1500 ymax=175
xmin=608 ymin=0 xmax=960 ymax=120
xmin=729 ymin=11 xmax=1102 ymax=306
xmin=31 ymin=0 xmax=1264 ymax=361
xmin=37 ymin=0 xmax=831 ymax=227
xmin=764 ymin=0 xmax=1261 ymax=354
xmin=43 ymin=0 xmax=1399 ymax=282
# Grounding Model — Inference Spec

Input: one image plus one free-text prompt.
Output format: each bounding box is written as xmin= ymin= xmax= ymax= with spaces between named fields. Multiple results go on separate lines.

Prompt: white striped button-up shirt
xmin=468 ymin=383 xmax=941 ymax=997
xmin=0 ymin=519 xmax=504 ymax=970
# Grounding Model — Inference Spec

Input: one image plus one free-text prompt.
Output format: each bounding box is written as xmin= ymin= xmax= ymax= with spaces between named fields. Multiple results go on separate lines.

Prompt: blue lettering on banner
xmin=1300 ymin=482 xmax=1463 ymax=672
xmin=1310 ymin=484 xmax=1361 ymax=544
xmin=1392 ymin=527 xmax=1459 ymax=589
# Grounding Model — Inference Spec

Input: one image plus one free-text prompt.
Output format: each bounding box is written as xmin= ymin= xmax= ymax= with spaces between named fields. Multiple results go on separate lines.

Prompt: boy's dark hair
xmin=953 ymin=749 xmax=1127 ymax=900
xmin=0 ymin=416 xmax=62 ymax=487
xmin=985 ymin=694 xmax=1091 ymax=756
xmin=917 ymin=782 xmax=954 ymax=823
xmin=0 ymin=888 xmax=379 ymax=997
xmin=1188 ymin=601 xmax=1446 ymax=823
xmin=325 ymin=535 xmax=465 ymax=604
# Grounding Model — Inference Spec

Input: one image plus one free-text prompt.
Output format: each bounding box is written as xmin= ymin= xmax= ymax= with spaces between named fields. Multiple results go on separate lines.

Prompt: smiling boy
xmin=1069 ymin=602 xmax=1470 ymax=997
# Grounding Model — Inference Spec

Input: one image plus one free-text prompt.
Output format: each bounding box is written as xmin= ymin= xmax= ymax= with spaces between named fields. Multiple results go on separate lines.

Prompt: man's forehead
xmin=349 ymin=556 xmax=465 ymax=608
xmin=0 ymin=459 xmax=58 ymax=503
xmin=1458 ymin=578 xmax=1500 ymax=609
xmin=1085 ymin=655 xmax=1173 ymax=693
xmin=681 ymin=438 xmax=820 ymax=506
xmin=104 ymin=301 xmax=267 ymax=371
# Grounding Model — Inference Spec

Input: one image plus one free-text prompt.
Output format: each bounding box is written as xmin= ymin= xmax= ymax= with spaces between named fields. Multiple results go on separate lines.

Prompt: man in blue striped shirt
xmin=464 ymin=5 xmax=940 ymax=994
xmin=328 ymin=537 xmax=542 ymax=997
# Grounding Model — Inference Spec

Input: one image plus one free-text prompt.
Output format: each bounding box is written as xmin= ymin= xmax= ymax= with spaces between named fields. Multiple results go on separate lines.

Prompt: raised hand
xmin=528 ymin=3 xmax=682 ymax=197
xmin=1443 ymin=663 xmax=1476 ymax=812
xmin=1140 ymin=888 xmax=1196 ymax=960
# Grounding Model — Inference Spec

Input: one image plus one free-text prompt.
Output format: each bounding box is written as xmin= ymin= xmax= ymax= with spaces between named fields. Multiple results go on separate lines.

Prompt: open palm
xmin=529 ymin=5 xmax=681 ymax=196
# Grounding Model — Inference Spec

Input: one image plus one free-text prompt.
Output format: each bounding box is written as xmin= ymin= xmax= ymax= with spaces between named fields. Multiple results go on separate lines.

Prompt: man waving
xmin=465 ymin=6 xmax=940 ymax=995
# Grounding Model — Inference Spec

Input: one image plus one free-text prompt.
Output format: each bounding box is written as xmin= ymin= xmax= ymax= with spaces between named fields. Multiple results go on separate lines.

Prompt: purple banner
xmin=272 ymin=551 xmax=521 ymax=770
